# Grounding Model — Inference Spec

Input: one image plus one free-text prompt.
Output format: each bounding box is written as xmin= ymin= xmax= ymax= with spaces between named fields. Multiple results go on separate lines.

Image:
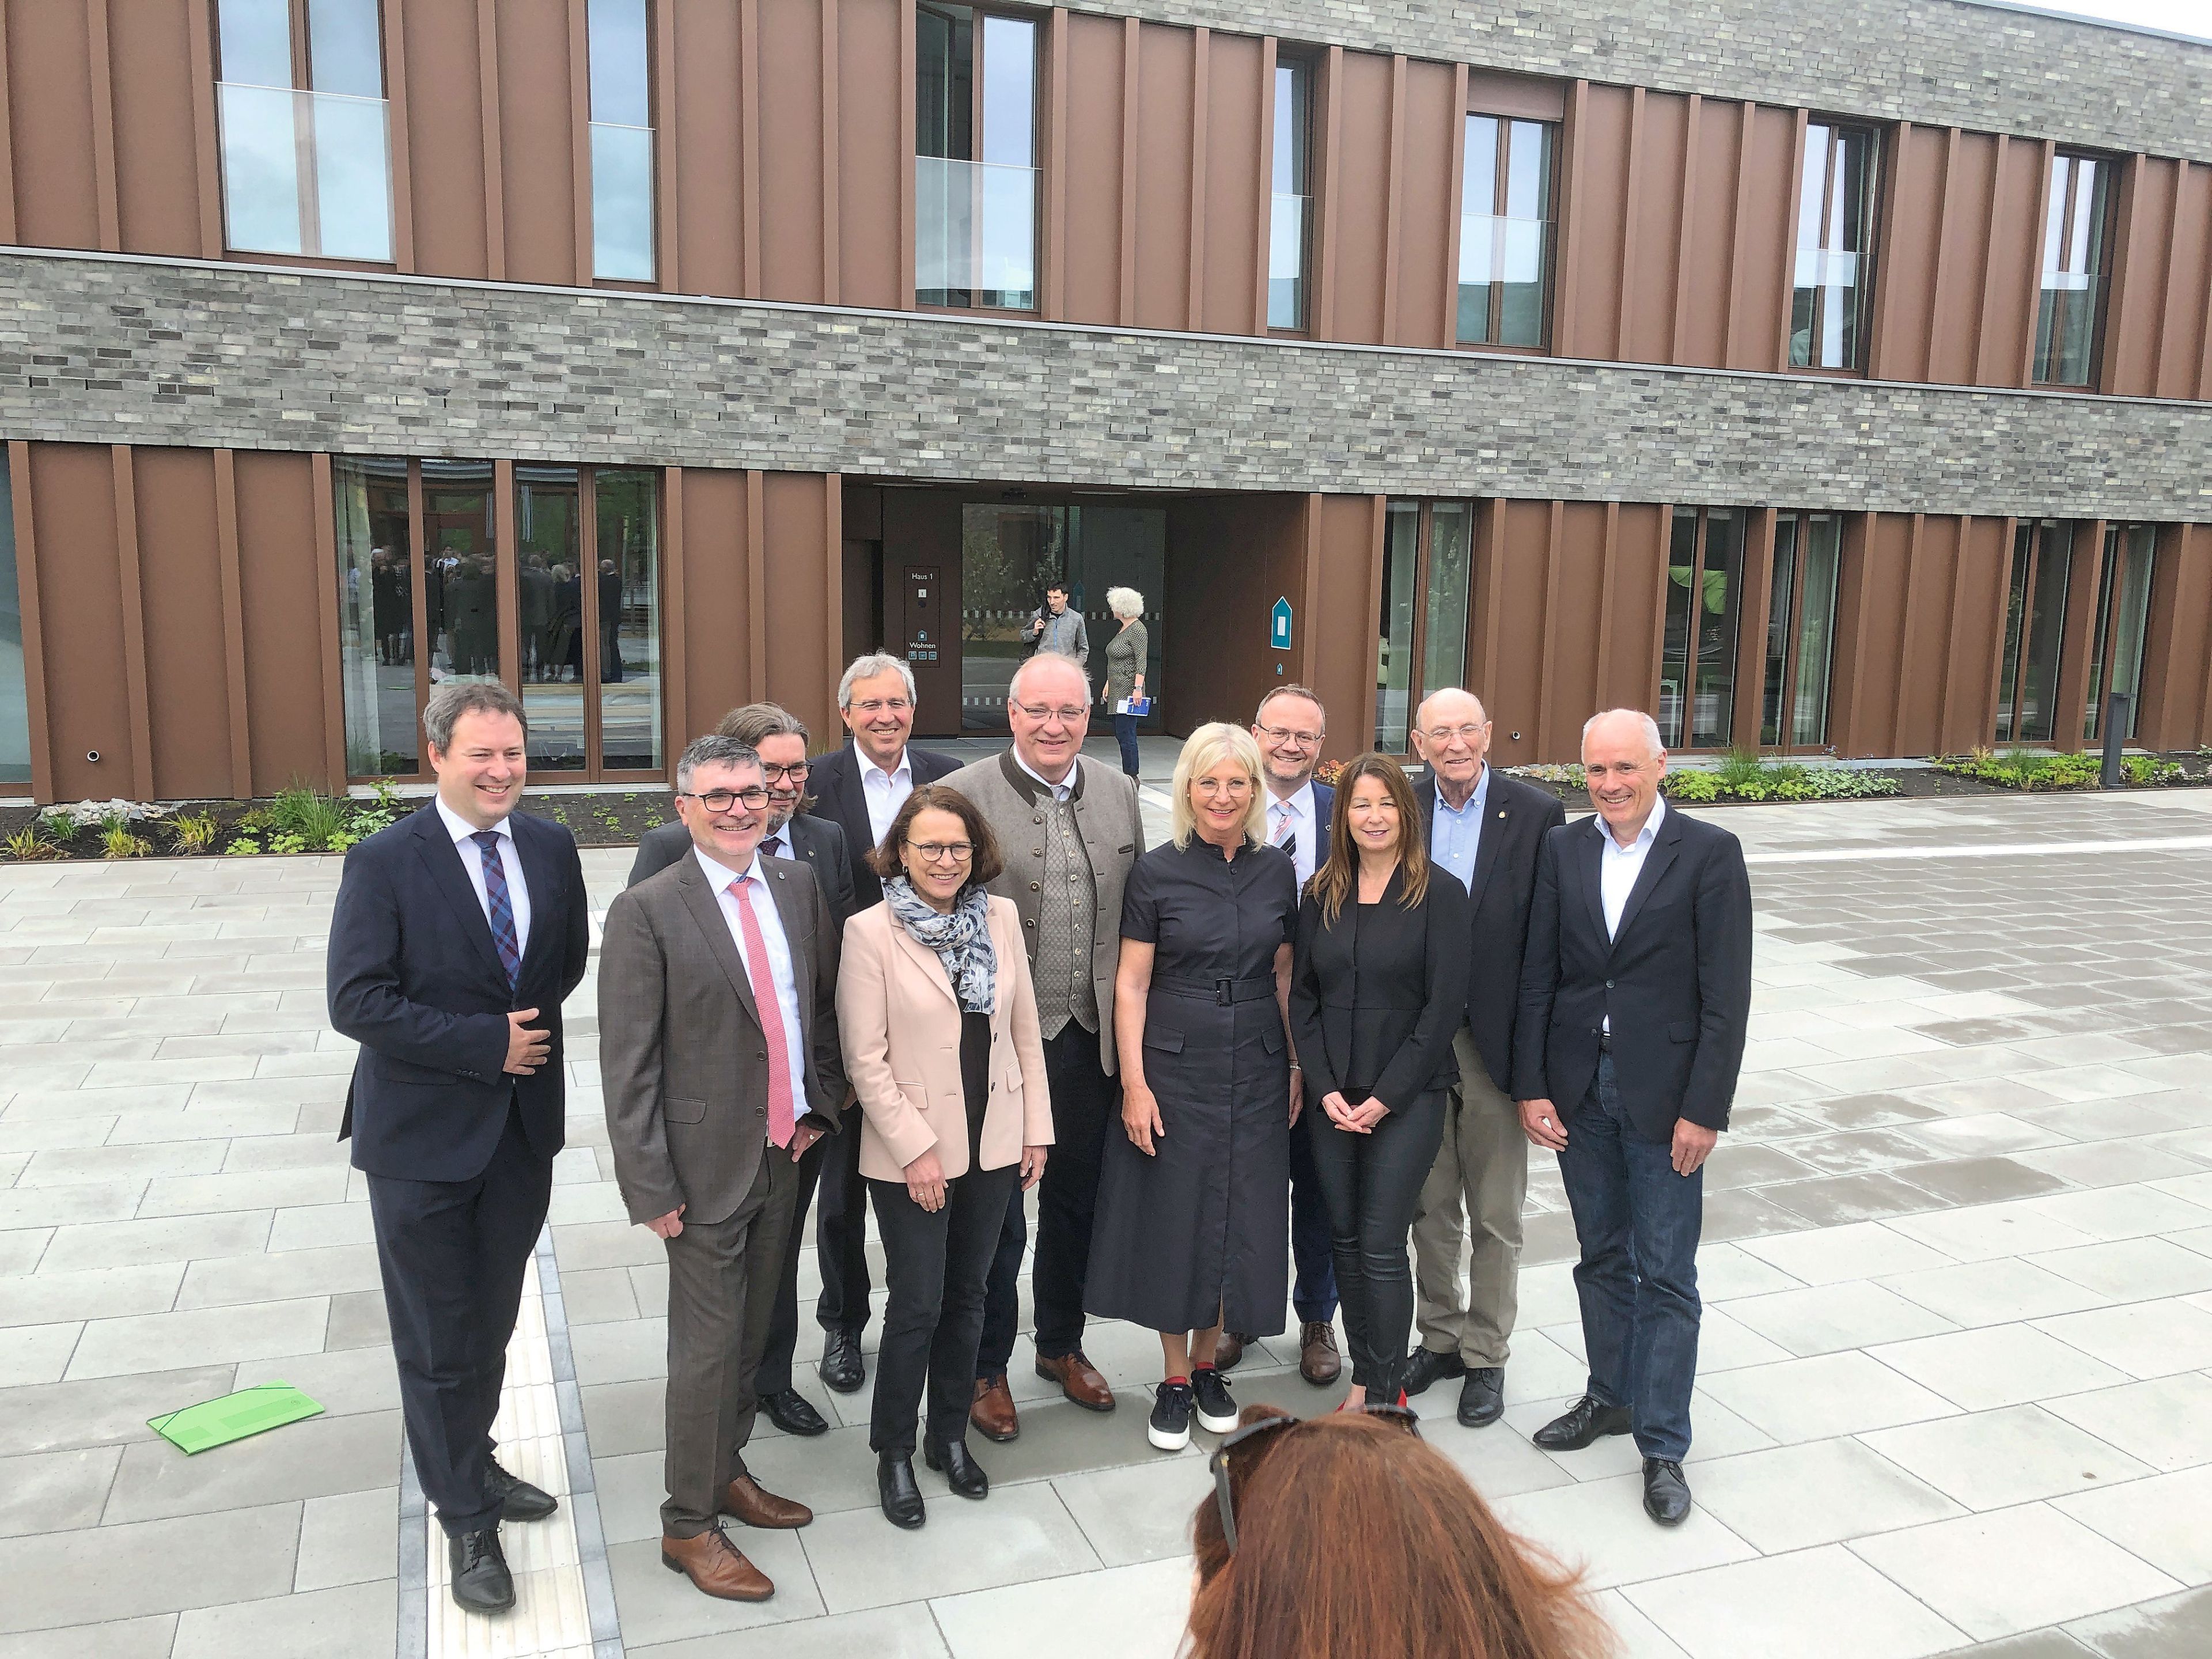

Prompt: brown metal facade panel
xmin=1319 ymin=46 xmax=1389 ymax=344
xmin=668 ymin=0 xmax=744 ymax=298
xmin=2051 ymin=517 xmax=2105 ymax=751
xmin=2166 ymin=164 xmax=2212 ymax=401
xmin=1888 ymin=512 xmax=1952 ymax=755
xmin=1624 ymin=91 xmax=1688 ymax=365
xmin=2138 ymin=521 xmax=2206 ymax=749
xmin=1559 ymin=84 xmax=1631 ymax=359
xmin=1673 ymin=94 xmax=1735 ymax=369
xmin=401 ymin=0 xmax=491 ymax=279
xmin=1541 ymin=501 xmax=1609 ymax=757
xmin=24 ymin=444 xmax=132 ymax=803
xmin=1979 ymin=135 xmax=2042 ymax=388
xmin=128 ymin=447 xmax=233 ymax=799
xmin=230 ymin=450 xmax=332 ymax=794
xmin=0 ymin=5 xmax=16 ymax=246
xmin=1309 ymin=493 xmax=1378 ymax=753
xmin=1059 ymin=12 xmax=1127 ymax=325
xmin=211 ymin=448 xmax=252 ymax=796
xmin=1925 ymin=130 xmax=1998 ymax=385
xmin=492 ymin=0 xmax=581 ymax=286
xmin=1130 ymin=20 xmax=1195 ymax=333
xmin=1477 ymin=498 xmax=1552 ymax=771
xmin=1825 ymin=510 xmax=1880 ymax=755
xmin=1198 ymin=29 xmax=1262 ymax=338
xmin=1160 ymin=492 xmax=1304 ymax=733
xmin=674 ymin=466 xmax=751 ymax=743
xmin=1608 ymin=503 xmax=1668 ymax=717
xmin=756 ymin=0 xmax=827 ymax=304
xmin=6 ymin=0 xmax=101 ymax=252
xmin=1728 ymin=105 xmax=1797 ymax=372
xmin=2105 ymin=156 xmax=2179 ymax=400
xmin=1870 ymin=122 xmax=1948 ymax=382
xmin=758 ymin=468 xmax=835 ymax=741
xmin=105 ymin=0 xmax=204 ymax=257
xmin=1389 ymin=57 xmax=1454 ymax=353
xmin=834 ymin=0 xmax=903 ymax=310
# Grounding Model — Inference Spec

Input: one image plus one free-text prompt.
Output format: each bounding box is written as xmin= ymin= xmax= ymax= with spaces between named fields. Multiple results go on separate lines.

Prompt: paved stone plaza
xmin=5 ymin=785 xmax=2212 ymax=1658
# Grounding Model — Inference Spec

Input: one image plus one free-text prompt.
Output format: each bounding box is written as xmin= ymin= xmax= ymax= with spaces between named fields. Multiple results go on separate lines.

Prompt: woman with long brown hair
xmin=1188 ymin=1406 xmax=1612 ymax=1659
xmin=1288 ymin=752 xmax=1469 ymax=1408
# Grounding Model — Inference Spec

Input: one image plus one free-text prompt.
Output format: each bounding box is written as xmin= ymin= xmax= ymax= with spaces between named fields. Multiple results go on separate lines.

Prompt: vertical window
xmin=1268 ymin=59 xmax=1312 ymax=330
xmin=1374 ymin=501 xmax=1477 ymax=752
xmin=334 ymin=456 xmax=417 ymax=777
xmin=214 ymin=0 xmax=393 ymax=261
xmin=1458 ymin=115 xmax=1554 ymax=349
xmin=2035 ymin=154 xmax=2113 ymax=387
xmin=2085 ymin=524 xmax=2156 ymax=744
xmin=518 ymin=466 xmax=586 ymax=774
xmin=594 ymin=469 xmax=664 ymax=771
xmin=1996 ymin=520 xmax=2077 ymax=743
xmin=0 ymin=456 xmax=29 ymax=786
xmin=1660 ymin=509 xmax=1747 ymax=750
xmin=916 ymin=6 xmax=1037 ymax=311
xmin=1759 ymin=512 xmax=1841 ymax=749
xmin=1790 ymin=124 xmax=1878 ymax=371
xmin=587 ymin=0 xmax=656 ymax=282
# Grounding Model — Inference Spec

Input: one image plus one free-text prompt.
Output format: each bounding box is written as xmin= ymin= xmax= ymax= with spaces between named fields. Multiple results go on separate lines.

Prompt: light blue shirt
xmin=695 ymin=846 xmax=808 ymax=1124
xmin=1429 ymin=764 xmax=1490 ymax=895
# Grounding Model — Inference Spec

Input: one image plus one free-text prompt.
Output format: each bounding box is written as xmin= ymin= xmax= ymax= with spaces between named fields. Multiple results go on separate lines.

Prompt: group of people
xmin=359 ymin=547 xmax=628 ymax=683
xmin=327 ymin=641 xmax=1752 ymax=1625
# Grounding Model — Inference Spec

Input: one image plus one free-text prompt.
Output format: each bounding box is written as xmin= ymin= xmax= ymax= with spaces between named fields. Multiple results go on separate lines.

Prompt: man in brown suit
xmin=600 ymin=734 xmax=846 ymax=1601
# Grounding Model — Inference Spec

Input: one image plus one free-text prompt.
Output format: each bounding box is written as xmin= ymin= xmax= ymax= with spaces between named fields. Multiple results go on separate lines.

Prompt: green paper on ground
xmin=148 ymin=1382 xmax=324 ymax=1455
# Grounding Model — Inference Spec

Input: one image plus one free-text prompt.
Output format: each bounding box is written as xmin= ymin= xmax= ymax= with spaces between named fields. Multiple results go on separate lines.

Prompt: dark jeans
xmin=1112 ymin=710 xmax=1141 ymax=777
xmin=869 ymin=1160 xmax=1020 ymax=1456
xmin=753 ymin=1127 xmax=830 ymax=1395
xmin=365 ymin=1100 xmax=552 ymax=1537
xmin=815 ymin=1113 xmax=873 ymax=1338
xmin=1304 ymin=1089 xmax=1446 ymax=1396
xmin=1556 ymin=1053 xmax=1703 ymax=1463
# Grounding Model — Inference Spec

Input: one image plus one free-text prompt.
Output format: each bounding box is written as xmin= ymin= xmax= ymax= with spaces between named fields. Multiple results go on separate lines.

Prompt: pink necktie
xmin=729 ymin=876 xmax=797 ymax=1149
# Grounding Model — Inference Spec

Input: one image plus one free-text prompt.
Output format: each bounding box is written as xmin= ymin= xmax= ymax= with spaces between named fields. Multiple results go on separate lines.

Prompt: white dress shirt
xmin=760 ymin=821 xmax=794 ymax=865
xmin=695 ymin=847 xmax=808 ymax=1126
xmin=435 ymin=796 xmax=532 ymax=957
xmin=1014 ymin=748 xmax=1078 ymax=804
xmin=859 ymin=743 xmax=916 ymax=844
xmin=1266 ymin=781 xmax=1318 ymax=888
xmin=1599 ymin=794 xmax=1666 ymax=941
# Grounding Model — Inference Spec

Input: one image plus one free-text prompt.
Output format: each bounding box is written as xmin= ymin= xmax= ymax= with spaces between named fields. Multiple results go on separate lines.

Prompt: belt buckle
xmin=1215 ymin=978 xmax=1234 ymax=1006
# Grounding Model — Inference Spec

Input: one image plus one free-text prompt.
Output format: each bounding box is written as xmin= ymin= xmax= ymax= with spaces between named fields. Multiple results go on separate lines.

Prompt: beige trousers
xmin=1408 ymin=1028 xmax=1528 ymax=1368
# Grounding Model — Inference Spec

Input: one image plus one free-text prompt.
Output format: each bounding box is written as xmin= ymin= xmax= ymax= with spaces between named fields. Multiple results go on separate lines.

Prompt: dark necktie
xmin=470 ymin=830 xmax=522 ymax=994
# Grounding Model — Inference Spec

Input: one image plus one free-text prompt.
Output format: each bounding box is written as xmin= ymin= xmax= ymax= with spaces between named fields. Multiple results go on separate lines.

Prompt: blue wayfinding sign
xmin=1271 ymin=597 xmax=1293 ymax=651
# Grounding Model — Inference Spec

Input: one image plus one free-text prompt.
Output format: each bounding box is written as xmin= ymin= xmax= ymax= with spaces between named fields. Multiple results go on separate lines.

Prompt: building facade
xmin=1 ymin=0 xmax=2209 ymax=802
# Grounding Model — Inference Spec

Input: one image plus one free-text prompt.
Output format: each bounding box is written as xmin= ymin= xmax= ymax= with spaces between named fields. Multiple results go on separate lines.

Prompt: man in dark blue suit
xmin=1215 ymin=686 xmax=1342 ymax=1385
xmin=328 ymin=681 xmax=590 ymax=1614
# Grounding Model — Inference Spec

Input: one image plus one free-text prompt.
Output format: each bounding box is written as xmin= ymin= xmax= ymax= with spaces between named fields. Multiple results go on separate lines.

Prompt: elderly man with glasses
xmin=941 ymin=652 xmax=1146 ymax=1439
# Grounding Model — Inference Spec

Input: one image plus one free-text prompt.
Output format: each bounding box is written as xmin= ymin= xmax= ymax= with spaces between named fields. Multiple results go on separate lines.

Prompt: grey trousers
xmin=661 ymin=1145 xmax=801 ymax=1537
xmin=1408 ymin=1028 xmax=1528 ymax=1369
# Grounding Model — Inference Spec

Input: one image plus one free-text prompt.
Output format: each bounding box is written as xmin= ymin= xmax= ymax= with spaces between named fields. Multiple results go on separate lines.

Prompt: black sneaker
xmin=1191 ymin=1366 xmax=1238 ymax=1435
xmin=1148 ymin=1380 xmax=1195 ymax=1451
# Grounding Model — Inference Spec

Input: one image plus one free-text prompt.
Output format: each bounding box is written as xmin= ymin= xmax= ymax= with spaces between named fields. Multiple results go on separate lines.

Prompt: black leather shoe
xmin=762 ymin=1388 xmax=830 ymax=1437
xmin=1403 ymin=1347 xmax=1465 ymax=1397
xmin=448 ymin=1525 xmax=516 ymax=1613
xmin=820 ymin=1330 xmax=865 ymax=1394
xmin=923 ymin=1435 xmax=990 ymax=1499
xmin=1643 ymin=1457 xmax=1692 ymax=1526
xmin=1458 ymin=1366 xmax=1505 ymax=1428
xmin=877 ymin=1453 xmax=925 ymax=1529
xmin=1533 ymin=1395 xmax=1633 ymax=1451
xmin=486 ymin=1459 xmax=558 ymax=1522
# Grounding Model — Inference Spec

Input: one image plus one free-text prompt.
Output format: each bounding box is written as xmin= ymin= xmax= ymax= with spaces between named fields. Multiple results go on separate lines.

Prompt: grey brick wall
xmin=1078 ymin=0 xmax=2212 ymax=165
xmin=4 ymin=251 xmax=2208 ymax=523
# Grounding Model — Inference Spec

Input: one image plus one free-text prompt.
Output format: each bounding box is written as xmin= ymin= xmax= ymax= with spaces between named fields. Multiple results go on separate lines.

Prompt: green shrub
xmin=168 ymin=813 xmax=221 ymax=854
xmin=225 ymin=837 xmax=263 ymax=856
xmin=2122 ymin=755 xmax=2181 ymax=785
xmin=1664 ymin=770 xmax=1721 ymax=802
xmin=4 ymin=822 xmax=63 ymax=861
xmin=100 ymin=824 xmax=151 ymax=859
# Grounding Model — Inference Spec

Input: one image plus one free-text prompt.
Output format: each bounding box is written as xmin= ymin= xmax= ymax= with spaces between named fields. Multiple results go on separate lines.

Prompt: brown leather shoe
xmin=969 ymin=1374 xmax=1020 ymax=1442
xmin=720 ymin=1474 xmax=812 ymax=1529
xmin=1299 ymin=1321 xmax=1342 ymax=1385
xmin=660 ymin=1527 xmax=774 ymax=1602
xmin=1035 ymin=1351 xmax=1116 ymax=1412
xmin=1213 ymin=1332 xmax=1248 ymax=1372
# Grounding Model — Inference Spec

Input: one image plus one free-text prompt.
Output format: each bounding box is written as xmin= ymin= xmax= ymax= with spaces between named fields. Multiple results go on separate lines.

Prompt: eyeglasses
xmin=1210 ymin=1404 xmax=1419 ymax=1554
xmin=1194 ymin=777 xmax=1253 ymax=797
xmin=849 ymin=697 xmax=912 ymax=716
xmin=1420 ymin=722 xmax=1490 ymax=745
xmin=905 ymin=840 xmax=974 ymax=864
xmin=1012 ymin=700 xmax=1088 ymax=726
xmin=1255 ymin=723 xmax=1324 ymax=748
xmin=760 ymin=761 xmax=810 ymax=782
xmin=677 ymin=787 xmax=770 ymax=813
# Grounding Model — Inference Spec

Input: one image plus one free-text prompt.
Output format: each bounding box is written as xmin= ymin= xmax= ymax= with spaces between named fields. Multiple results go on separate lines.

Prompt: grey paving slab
xmin=0 ymin=1613 xmax=180 ymax=1659
xmin=169 ymin=1578 xmax=397 ymax=1659
xmin=101 ymin=1407 xmax=402 ymax=1525
xmin=64 ymin=1297 xmax=329 ymax=1381
xmin=0 ymin=1501 xmax=302 ymax=1634
xmin=35 ymin=1210 xmax=272 ymax=1272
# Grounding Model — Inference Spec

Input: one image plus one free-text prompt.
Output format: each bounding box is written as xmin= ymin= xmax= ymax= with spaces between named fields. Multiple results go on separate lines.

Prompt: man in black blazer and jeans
xmin=328 ymin=681 xmax=590 ymax=1613
xmin=1514 ymin=709 xmax=1752 ymax=1528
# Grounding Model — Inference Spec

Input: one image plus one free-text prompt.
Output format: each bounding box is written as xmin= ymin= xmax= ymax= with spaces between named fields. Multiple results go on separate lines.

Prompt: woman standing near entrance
xmin=1088 ymin=725 xmax=1301 ymax=1452
xmin=1102 ymin=587 xmax=1149 ymax=779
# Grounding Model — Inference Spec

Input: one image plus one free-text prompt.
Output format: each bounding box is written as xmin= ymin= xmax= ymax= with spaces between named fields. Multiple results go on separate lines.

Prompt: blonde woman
xmin=1101 ymin=587 xmax=1149 ymax=778
xmin=1086 ymin=724 xmax=1302 ymax=1452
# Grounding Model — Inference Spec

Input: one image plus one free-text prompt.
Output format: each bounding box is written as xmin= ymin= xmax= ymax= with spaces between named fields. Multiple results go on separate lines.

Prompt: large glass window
xmin=1459 ymin=115 xmax=1554 ymax=349
xmin=1660 ymin=509 xmax=1747 ymax=750
xmin=1760 ymin=512 xmax=1842 ymax=749
xmin=1374 ymin=500 xmax=1477 ymax=752
xmin=2035 ymin=153 xmax=2112 ymax=387
xmin=214 ymin=0 xmax=393 ymax=261
xmin=1268 ymin=59 xmax=1312 ymax=330
xmin=594 ymin=469 xmax=664 ymax=770
xmin=1790 ymin=124 xmax=1877 ymax=371
xmin=1996 ymin=520 xmax=2076 ymax=744
xmin=334 ymin=456 xmax=416 ymax=777
xmin=0 ymin=456 xmax=29 ymax=786
xmin=2085 ymin=524 xmax=2156 ymax=744
xmin=587 ymin=0 xmax=655 ymax=282
xmin=517 ymin=466 xmax=586 ymax=773
xmin=917 ymin=6 xmax=1037 ymax=311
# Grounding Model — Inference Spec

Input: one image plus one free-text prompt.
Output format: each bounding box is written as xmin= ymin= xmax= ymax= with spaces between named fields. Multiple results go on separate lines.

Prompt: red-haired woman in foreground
xmin=1187 ymin=1405 xmax=1613 ymax=1659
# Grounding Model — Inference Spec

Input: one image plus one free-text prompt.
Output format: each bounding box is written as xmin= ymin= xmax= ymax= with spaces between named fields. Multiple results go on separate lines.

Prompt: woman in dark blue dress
xmin=1087 ymin=724 xmax=1301 ymax=1453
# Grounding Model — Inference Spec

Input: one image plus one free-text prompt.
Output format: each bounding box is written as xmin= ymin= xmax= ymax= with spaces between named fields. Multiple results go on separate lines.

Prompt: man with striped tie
xmin=328 ymin=681 xmax=590 ymax=1616
xmin=599 ymin=734 xmax=846 ymax=1603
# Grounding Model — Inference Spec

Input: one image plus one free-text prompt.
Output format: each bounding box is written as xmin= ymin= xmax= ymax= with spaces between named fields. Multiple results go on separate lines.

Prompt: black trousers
xmin=814 ymin=1111 xmax=874 ymax=1338
xmin=869 ymin=1160 xmax=1021 ymax=1457
xmin=753 ymin=1127 xmax=831 ymax=1396
xmin=365 ymin=1100 xmax=553 ymax=1537
xmin=1304 ymin=1088 xmax=1448 ymax=1397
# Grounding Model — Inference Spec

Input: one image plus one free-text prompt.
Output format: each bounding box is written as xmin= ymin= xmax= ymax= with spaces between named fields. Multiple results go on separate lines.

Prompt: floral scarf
xmin=882 ymin=877 xmax=998 ymax=1014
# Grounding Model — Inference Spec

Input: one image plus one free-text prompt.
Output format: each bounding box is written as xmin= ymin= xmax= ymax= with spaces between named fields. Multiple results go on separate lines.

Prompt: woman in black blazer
xmin=1289 ymin=753 xmax=1470 ymax=1408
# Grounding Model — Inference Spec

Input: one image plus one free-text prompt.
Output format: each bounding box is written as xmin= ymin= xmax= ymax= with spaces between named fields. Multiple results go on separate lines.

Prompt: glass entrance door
xmin=2084 ymin=523 xmax=2156 ymax=744
xmin=1660 ymin=508 xmax=1747 ymax=750
xmin=1996 ymin=520 xmax=2076 ymax=744
xmin=1759 ymin=512 xmax=1842 ymax=751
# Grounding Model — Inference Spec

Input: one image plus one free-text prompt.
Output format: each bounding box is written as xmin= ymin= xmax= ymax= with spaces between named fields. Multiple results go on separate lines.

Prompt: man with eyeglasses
xmin=1213 ymin=686 xmax=1342 ymax=1388
xmin=628 ymin=704 xmax=857 ymax=1440
xmin=806 ymin=656 xmax=961 ymax=1397
xmin=1401 ymin=688 xmax=1565 ymax=1429
xmin=942 ymin=652 xmax=1145 ymax=1439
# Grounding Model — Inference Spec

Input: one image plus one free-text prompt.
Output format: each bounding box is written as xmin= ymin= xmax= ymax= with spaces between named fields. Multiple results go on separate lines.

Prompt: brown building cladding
xmin=0 ymin=0 xmax=2209 ymax=802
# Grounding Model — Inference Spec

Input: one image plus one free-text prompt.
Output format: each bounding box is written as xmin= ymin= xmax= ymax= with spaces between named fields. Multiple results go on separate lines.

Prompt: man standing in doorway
xmin=1402 ymin=688 xmax=1565 ymax=1428
xmin=1028 ymin=581 xmax=1089 ymax=668
xmin=805 ymin=657 xmax=961 ymax=1396
xmin=945 ymin=652 xmax=1145 ymax=1438
xmin=1516 ymin=709 xmax=1752 ymax=1527
xmin=1215 ymin=685 xmax=1342 ymax=1387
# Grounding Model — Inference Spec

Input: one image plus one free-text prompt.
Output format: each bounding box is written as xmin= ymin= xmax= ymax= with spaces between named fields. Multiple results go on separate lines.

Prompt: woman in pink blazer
xmin=837 ymin=783 xmax=1052 ymax=1531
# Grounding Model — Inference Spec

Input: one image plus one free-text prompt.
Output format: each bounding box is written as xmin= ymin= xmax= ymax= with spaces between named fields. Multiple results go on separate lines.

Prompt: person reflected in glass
xmin=1101 ymin=586 xmax=1149 ymax=779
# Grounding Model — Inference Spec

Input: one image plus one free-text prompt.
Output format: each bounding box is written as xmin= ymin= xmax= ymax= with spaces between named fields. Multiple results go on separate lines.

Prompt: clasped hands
xmin=1321 ymin=1089 xmax=1391 ymax=1134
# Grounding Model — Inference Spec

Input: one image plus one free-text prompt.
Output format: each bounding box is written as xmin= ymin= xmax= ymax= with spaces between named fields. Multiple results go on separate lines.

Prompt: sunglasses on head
xmin=1209 ymin=1403 xmax=1420 ymax=1554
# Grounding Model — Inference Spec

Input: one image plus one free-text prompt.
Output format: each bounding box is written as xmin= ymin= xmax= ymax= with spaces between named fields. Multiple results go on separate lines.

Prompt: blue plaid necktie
xmin=471 ymin=830 xmax=522 ymax=994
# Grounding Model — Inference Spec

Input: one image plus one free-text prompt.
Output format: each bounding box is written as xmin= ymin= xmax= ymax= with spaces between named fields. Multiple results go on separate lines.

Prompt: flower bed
xmin=1507 ymin=753 xmax=1900 ymax=805
xmin=1933 ymin=747 xmax=2183 ymax=791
